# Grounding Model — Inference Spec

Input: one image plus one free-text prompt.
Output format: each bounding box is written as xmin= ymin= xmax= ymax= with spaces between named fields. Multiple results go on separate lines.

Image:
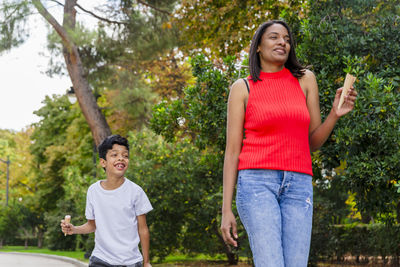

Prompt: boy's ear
xmin=100 ymin=158 xmax=107 ymax=168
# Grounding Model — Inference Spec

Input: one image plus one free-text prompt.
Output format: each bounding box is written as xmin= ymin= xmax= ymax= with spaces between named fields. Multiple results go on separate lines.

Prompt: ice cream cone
xmin=338 ymin=73 xmax=356 ymax=109
xmin=64 ymin=215 xmax=71 ymax=236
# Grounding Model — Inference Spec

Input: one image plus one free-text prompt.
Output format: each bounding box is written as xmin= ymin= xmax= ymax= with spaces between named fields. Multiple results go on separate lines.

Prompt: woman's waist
xmin=238 ymin=142 xmax=312 ymax=175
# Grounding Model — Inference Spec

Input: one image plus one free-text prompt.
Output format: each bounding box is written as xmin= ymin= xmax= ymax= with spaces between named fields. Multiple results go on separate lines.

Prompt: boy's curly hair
xmin=98 ymin=135 xmax=129 ymax=160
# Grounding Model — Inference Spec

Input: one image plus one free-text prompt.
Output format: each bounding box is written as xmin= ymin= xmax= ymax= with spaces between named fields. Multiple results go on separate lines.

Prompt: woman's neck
xmin=260 ymin=62 xmax=285 ymax=73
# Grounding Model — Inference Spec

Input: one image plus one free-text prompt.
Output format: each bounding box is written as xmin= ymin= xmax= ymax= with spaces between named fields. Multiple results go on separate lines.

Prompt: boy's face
xmin=100 ymin=144 xmax=129 ymax=177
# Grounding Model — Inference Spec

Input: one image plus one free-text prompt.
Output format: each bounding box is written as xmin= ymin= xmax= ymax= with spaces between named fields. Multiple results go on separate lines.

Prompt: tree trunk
xmin=396 ymin=201 xmax=400 ymax=224
xmin=37 ymin=229 xmax=43 ymax=248
xmin=24 ymin=239 xmax=28 ymax=249
xmin=63 ymin=45 xmax=112 ymax=146
xmin=32 ymin=0 xmax=111 ymax=146
xmin=0 ymin=239 xmax=3 ymax=248
xmin=361 ymin=212 xmax=371 ymax=224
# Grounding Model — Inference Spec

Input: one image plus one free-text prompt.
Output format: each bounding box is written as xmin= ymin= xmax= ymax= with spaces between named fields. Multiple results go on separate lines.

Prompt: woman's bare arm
xmin=221 ymin=79 xmax=248 ymax=247
xmin=300 ymin=70 xmax=357 ymax=152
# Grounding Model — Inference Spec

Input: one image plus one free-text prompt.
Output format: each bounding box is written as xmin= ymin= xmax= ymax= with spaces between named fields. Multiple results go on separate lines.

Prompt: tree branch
xmin=16 ymin=181 xmax=34 ymax=192
xmin=3 ymin=2 xmax=24 ymax=20
xmin=47 ymin=0 xmax=63 ymax=7
xmin=31 ymin=0 xmax=73 ymax=49
xmin=75 ymin=3 xmax=128 ymax=25
xmin=137 ymin=0 xmax=171 ymax=15
xmin=63 ymin=0 xmax=76 ymax=30
xmin=47 ymin=0 xmax=128 ymax=25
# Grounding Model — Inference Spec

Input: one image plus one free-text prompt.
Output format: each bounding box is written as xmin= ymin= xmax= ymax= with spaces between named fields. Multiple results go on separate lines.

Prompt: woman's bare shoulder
xmin=232 ymin=78 xmax=248 ymax=88
xmin=230 ymin=78 xmax=249 ymax=95
xmin=299 ymin=69 xmax=317 ymax=88
xmin=300 ymin=69 xmax=316 ymax=82
xmin=298 ymin=69 xmax=318 ymax=98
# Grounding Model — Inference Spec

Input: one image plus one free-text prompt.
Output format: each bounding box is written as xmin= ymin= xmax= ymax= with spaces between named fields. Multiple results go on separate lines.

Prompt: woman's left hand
xmin=332 ymin=86 xmax=358 ymax=117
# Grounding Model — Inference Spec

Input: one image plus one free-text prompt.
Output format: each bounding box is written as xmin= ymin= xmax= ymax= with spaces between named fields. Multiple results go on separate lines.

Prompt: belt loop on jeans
xmin=278 ymin=171 xmax=288 ymax=196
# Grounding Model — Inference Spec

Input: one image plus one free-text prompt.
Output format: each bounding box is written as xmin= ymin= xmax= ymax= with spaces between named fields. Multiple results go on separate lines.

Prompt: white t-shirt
xmin=85 ymin=178 xmax=153 ymax=265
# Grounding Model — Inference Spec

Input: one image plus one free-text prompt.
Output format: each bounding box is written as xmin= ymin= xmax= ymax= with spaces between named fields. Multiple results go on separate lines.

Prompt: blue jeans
xmin=89 ymin=256 xmax=142 ymax=267
xmin=236 ymin=169 xmax=313 ymax=267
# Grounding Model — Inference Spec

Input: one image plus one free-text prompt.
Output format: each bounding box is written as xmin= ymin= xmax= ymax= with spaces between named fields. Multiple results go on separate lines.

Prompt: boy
xmin=61 ymin=135 xmax=153 ymax=267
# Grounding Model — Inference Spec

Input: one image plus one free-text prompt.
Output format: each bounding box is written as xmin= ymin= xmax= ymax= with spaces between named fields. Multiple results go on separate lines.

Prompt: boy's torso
xmin=85 ymin=178 xmax=152 ymax=265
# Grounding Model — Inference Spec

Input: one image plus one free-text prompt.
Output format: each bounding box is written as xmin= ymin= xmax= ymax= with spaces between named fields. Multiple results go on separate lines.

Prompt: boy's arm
xmin=61 ymin=219 xmax=96 ymax=235
xmin=137 ymin=214 xmax=151 ymax=267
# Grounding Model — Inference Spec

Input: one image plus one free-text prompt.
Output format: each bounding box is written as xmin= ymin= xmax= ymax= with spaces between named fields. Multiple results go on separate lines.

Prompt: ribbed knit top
xmin=238 ymin=67 xmax=313 ymax=176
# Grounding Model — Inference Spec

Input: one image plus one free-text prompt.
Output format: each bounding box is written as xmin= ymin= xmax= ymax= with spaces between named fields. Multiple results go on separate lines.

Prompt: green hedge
xmin=310 ymin=223 xmax=400 ymax=265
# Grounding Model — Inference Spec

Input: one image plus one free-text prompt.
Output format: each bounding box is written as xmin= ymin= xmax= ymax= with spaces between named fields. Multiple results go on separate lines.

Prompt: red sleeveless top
xmin=238 ymin=68 xmax=313 ymax=176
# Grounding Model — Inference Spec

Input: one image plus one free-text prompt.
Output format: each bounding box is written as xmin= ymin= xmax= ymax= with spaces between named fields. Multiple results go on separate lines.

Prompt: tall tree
xmin=1 ymin=0 xmax=180 ymax=145
xmin=32 ymin=0 xmax=110 ymax=145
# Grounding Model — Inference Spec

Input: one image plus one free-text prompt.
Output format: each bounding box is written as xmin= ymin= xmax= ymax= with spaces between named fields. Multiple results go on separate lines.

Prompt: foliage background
xmin=0 ymin=0 xmax=399 ymax=265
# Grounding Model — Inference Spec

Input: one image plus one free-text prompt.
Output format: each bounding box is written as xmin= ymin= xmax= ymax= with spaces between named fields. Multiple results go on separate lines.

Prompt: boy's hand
xmin=143 ymin=263 xmax=152 ymax=267
xmin=60 ymin=219 xmax=74 ymax=236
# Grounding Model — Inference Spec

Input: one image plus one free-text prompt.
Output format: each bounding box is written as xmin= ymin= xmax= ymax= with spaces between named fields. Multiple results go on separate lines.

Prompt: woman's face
xmin=257 ymin=23 xmax=291 ymax=67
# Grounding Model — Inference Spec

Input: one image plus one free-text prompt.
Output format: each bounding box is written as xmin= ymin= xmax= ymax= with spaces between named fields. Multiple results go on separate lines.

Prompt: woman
xmin=220 ymin=20 xmax=357 ymax=267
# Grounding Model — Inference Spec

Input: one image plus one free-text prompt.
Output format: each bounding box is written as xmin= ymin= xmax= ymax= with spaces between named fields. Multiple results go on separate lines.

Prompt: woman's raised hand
xmin=332 ymin=86 xmax=358 ymax=117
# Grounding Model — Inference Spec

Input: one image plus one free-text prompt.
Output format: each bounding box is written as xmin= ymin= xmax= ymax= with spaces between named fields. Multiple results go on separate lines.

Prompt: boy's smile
xmin=114 ymin=162 xmax=126 ymax=171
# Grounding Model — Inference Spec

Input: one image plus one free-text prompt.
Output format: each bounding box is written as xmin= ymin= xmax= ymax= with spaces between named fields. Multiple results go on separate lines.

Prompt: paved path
xmin=0 ymin=252 xmax=87 ymax=267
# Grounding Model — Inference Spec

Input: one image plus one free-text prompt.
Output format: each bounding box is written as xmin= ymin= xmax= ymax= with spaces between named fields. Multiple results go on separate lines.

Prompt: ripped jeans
xmin=236 ymin=169 xmax=313 ymax=267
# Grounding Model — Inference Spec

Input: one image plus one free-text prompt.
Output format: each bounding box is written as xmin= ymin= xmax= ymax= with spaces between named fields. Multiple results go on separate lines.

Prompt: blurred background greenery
xmin=0 ymin=0 xmax=399 ymax=265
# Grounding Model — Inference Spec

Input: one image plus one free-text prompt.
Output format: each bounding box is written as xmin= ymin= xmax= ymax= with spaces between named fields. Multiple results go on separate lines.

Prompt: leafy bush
xmin=310 ymin=223 xmax=400 ymax=265
xmin=126 ymin=129 xmax=251 ymax=262
xmin=44 ymin=201 xmax=77 ymax=251
xmin=298 ymin=0 xmax=400 ymax=222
